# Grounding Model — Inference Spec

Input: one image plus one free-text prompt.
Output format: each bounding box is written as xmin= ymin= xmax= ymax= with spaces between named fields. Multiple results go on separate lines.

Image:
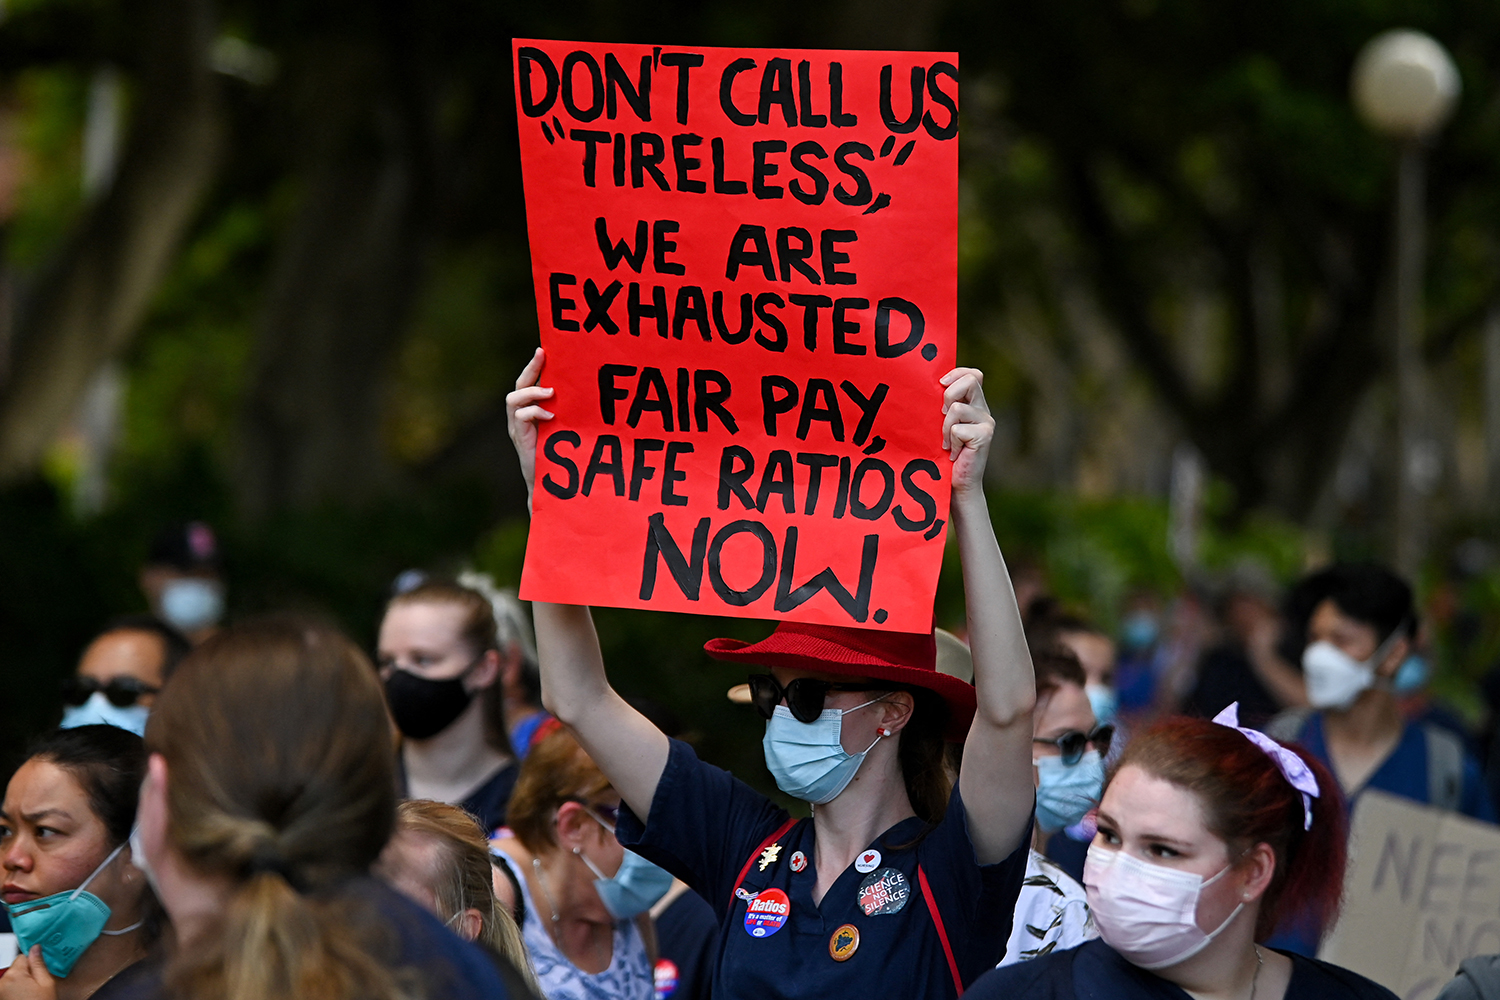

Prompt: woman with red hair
xmin=967 ymin=705 xmax=1396 ymax=999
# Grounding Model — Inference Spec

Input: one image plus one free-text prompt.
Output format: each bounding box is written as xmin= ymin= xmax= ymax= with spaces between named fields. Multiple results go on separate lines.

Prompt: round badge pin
xmin=789 ymin=851 xmax=807 ymax=873
xmin=857 ymin=867 xmax=911 ymax=916
xmin=653 ymin=958 xmax=680 ymax=999
xmin=854 ymin=849 xmax=881 ymax=874
xmin=743 ymin=887 xmax=791 ymax=938
xmin=829 ymin=923 xmax=860 ymax=961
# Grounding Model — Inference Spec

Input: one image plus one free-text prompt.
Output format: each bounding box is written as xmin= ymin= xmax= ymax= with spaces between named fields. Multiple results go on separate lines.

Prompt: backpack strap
xmin=917 ymin=864 xmax=964 ymax=997
xmin=1263 ymin=707 xmax=1313 ymax=744
xmin=728 ymin=817 xmax=798 ymax=917
xmin=1423 ymin=724 xmax=1464 ymax=813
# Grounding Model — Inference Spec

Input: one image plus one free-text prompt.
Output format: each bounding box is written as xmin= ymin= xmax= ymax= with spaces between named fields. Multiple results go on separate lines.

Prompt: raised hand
xmin=505 ymin=347 xmax=555 ymax=509
xmin=940 ymin=367 xmax=994 ymax=497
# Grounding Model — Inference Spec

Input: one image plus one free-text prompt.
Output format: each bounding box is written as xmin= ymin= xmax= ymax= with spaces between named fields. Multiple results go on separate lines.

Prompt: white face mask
xmin=1301 ymin=641 xmax=1374 ymax=710
xmin=1084 ymin=844 xmax=1244 ymax=970
xmin=159 ymin=578 xmax=224 ymax=632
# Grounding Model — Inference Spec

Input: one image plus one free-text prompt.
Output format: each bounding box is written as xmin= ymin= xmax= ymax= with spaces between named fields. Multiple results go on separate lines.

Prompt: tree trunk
xmin=234 ymin=34 xmax=436 ymax=518
xmin=0 ymin=0 xmax=222 ymax=478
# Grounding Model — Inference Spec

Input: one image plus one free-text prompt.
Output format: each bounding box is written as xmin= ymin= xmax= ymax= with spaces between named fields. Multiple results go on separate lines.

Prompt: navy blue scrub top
xmin=966 ymin=939 xmax=1398 ymax=1000
xmin=1296 ymin=713 xmax=1496 ymax=823
xmin=616 ymin=739 xmax=1030 ymax=1000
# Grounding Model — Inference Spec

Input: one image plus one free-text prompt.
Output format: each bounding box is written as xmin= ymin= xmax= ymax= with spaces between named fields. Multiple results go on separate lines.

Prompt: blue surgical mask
xmin=579 ymin=812 xmax=674 ymax=920
xmin=1085 ymin=684 xmax=1118 ymax=727
xmin=60 ymin=692 xmax=149 ymax=738
xmin=762 ymin=699 xmax=884 ymax=805
xmin=1393 ymin=654 xmax=1429 ymax=695
xmin=1034 ymin=750 xmax=1105 ymax=833
xmin=1121 ymin=612 xmax=1159 ymax=652
xmin=6 ymin=840 xmax=141 ymax=977
xmin=159 ymin=578 xmax=224 ymax=632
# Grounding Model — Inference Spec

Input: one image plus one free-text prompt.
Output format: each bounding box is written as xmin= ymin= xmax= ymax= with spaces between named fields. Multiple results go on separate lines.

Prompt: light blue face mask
xmin=762 ymin=699 xmax=884 ymax=805
xmin=1392 ymin=654 xmax=1429 ymax=695
xmin=1034 ymin=750 xmax=1105 ymax=833
xmin=159 ymin=578 xmax=224 ymax=633
xmin=60 ymin=692 xmax=149 ymax=738
xmin=579 ymin=812 xmax=674 ymax=920
xmin=6 ymin=839 xmax=142 ymax=977
xmin=1085 ymin=685 xmax=1118 ymax=727
xmin=1121 ymin=612 xmax=1160 ymax=651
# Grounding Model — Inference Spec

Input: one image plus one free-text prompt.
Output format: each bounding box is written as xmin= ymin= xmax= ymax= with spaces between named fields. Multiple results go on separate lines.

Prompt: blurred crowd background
xmin=4 ymin=0 xmax=1500 ymax=800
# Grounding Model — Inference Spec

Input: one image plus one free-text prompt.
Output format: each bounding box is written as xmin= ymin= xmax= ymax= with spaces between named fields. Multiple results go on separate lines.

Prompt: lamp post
xmin=1351 ymin=30 xmax=1459 ymax=580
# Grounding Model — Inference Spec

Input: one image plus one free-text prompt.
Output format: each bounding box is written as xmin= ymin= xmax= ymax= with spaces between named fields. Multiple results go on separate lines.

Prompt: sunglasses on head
xmin=61 ymin=676 xmax=159 ymax=709
xmin=566 ymin=798 xmax=621 ymax=827
xmin=747 ymin=674 xmax=888 ymax=724
xmin=1032 ymin=724 xmax=1115 ymax=766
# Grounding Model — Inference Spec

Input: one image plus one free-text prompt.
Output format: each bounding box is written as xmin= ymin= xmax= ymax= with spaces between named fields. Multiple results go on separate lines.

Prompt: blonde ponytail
xmin=147 ymin=619 xmax=415 ymax=1000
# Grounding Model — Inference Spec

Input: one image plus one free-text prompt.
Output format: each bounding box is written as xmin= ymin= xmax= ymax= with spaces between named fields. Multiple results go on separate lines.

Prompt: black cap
xmin=147 ymin=521 xmax=220 ymax=571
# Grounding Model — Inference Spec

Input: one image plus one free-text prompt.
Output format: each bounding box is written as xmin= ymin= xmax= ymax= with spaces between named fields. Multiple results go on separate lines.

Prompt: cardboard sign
xmin=512 ymin=39 xmax=958 ymax=632
xmin=1319 ymin=791 xmax=1500 ymax=1000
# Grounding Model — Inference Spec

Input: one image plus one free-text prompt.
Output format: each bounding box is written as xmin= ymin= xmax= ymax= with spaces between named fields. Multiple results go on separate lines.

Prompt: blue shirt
xmin=1266 ymin=712 xmax=1497 ymax=958
xmin=966 ymin=939 xmax=1397 ymax=1000
xmin=1296 ymin=713 xmax=1496 ymax=823
xmin=615 ymin=739 xmax=1030 ymax=1000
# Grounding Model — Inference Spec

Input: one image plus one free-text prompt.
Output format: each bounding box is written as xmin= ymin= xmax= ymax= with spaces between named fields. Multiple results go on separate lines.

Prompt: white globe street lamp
xmin=1350 ymin=30 xmax=1459 ymax=578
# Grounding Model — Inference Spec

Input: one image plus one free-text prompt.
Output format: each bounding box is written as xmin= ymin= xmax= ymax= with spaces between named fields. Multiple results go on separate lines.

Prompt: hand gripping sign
xmin=513 ymin=39 xmax=958 ymax=632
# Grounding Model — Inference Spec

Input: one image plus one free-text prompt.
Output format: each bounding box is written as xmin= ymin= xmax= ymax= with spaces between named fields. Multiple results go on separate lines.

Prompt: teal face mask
xmin=1034 ymin=750 xmax=1105 ymax=833
xmin=762 ymin=699 xmax=884 ymax=805
xmin=579 ymin=810 xmax=675 ymax=920
xmin=6 ymin=839 xmax=140 ymax=977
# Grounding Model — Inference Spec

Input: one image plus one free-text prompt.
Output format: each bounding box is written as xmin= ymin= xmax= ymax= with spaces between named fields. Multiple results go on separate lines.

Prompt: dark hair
xmin=1111 ymin=716 xmax=1348 ymax=941
xmin=26 ymin=725 xmax=146 ymax=846
xmin=385 ymin=579 xmax=515 ymax=757
xmin=99 ymin=615 xmax=192 ymax=682
xmin=148 ymin=617 xmax=408 ymax=1000
xmin=897 ymin=686 xmax=950 ymax=826
xmin=1030 ymin=643 xmax=1086 ymax=697
xmin=1290 ymin=563 xmax=1416 ymax=645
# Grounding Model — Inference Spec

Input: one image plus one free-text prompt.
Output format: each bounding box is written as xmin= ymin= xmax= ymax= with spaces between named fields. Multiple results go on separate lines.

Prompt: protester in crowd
xmin=1004 ymin=644 xmax=1102 ymax=965
xmin=490 ymin=728 xmax=661 ymax=1000
xmin=0 ymin=726 xmax=158 ymax=1000
xmin=1040 ymin=616 xmax=1119 ymax=729
xmin=118 ymin=617 xmax=514 ymax=999
xmin=1265 ymin=563 xmax=1495 ymax=822
xmin=380 ymin=577 xmax=518 ymax=835
xmin=1435 ymin=953 xmax=1500 ymax=1000
xmin=59 ymin=618 xmax=188 ymax=737
xmin=1262 ymin=563 xmax=1495 ymax=956
xmin=1114 ymin=592 xmax=1166 ymax=719
xmin=966 ymin=710 xmax=1398 ymax=1000
xmin=457 ymin=572 xmax=553 ymax=760
xmin=376 ymin=799 xmax=539 ymax=995
xmin=137 ymin=522 xmax=225 ymax=644
xmin=508 ymin=353 xmax=1035 ymax=998
xmin=1182 ymin=563 xmax=1305 ymax=726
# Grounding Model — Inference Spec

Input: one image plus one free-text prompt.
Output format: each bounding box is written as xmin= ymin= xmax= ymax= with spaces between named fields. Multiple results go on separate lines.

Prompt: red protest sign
xmin=512 ymin=39 xmax=957 ymax=632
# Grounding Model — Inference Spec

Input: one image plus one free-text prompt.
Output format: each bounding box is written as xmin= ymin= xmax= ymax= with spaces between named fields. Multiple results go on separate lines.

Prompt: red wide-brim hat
xmin=705 ymin=620 xmax=976 ymax=741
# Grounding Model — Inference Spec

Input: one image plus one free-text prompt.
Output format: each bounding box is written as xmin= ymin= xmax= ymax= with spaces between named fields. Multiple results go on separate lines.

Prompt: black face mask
xmin=384 ymin=667 xmax=474 ymax=739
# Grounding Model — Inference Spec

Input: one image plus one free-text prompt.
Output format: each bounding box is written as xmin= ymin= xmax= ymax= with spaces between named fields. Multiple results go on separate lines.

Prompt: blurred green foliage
xmin=4 ymin=0 xmax=1500 ymax=774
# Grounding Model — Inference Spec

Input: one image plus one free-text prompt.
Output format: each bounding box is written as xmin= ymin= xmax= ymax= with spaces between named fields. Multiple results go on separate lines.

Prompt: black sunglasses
xmin=1032 ymin=724 xmax=1115 ymax=766
xmin=747 ymin=674 xmax=888 ymax=724
xmin=61 ymin=676 xmax=159 ymax=709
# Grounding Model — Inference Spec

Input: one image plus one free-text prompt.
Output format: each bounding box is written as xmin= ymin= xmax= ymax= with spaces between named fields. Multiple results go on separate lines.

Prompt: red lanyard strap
xmin=918 ymin=864 xmax=963 ymax=996
xmin=729 ymin=817 xmax=798 ymax=915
